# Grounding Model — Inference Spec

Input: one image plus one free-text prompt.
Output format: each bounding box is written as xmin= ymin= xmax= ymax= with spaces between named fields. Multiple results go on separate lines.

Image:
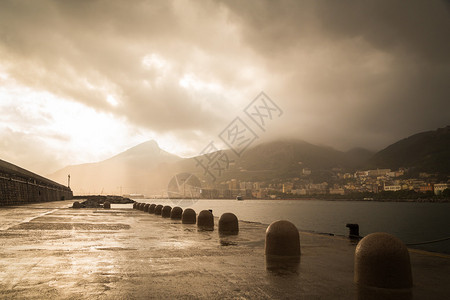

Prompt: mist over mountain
xmin=49 ymin=140 xmax=181 ymax=195
xmin=344 ymin=147 xmax=375 ymax=168
xmin=48 ymin=138 xmax=373 ymax=195
xmin=215 ymin=140 xmax=374 ymax=182
xmin=48 ymin=126 xmax=448 ymax=196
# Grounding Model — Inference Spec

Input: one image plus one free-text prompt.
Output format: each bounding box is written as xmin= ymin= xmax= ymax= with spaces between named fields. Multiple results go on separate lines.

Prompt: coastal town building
xmin=419 ymin=184 xmax=433 ymax=193
xmin=329 ymin=188 xmax=345 ymax=195
xmin=383 ymin=184 xmax=402 ymax=192
xmin=434 ymin=183 xmax=448 ymax=195
xmin=367 ymin=169 xmax=391 ymax=177
xmin=302 ymin=168 xmax=311 ymax=175
xmin=198 ymin=165 xmax=448 ymax=199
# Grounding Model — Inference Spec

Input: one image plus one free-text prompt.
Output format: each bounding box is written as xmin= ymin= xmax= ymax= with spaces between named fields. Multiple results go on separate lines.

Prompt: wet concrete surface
xmin=0 ymin=200 xmax=449 ymax=299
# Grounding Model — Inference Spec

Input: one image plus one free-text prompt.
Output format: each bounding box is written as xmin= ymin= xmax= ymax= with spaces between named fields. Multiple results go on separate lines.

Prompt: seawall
xmin=0 ymin=159 xmax=72 ymax=206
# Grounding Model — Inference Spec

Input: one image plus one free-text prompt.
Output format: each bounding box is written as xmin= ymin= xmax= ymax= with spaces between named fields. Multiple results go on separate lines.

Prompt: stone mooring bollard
xmin=354 ymin=232 xmax=413 ymax=289
xmin=170 ymin=207 xmax=183 ymax=219
xmin=154 ymin=204 xmax=163 ymax=215
xmin=148 ymin=204 xmax=156 ymax=214
xmin=133 ymin=202 xmax=137 ymax=209
xmin=73 ymin=201 xmax=82 ymax=209
xmin=162 ymin=205 xmax=172 ymax=218
xmin=143 ymin=203 xmax=150 ymax=212
xmin=103 ymin=201 xmax=111 ymax=209
xmin=219 ymin=213 xmax=239 ymax=235
xmin=182 ymin=208 xmax=196 ymax=224
xmin=197 ymin=210 xmax=214 ymax=231
xmin=265 ymin=220 xmax=300 ymax=257
xmin=139 ymin=203 xmax=145 ymax=210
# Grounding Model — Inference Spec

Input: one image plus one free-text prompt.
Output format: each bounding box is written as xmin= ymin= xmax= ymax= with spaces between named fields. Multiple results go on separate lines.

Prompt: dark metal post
xmin=346 ymin=223 xmax=360 ymax=238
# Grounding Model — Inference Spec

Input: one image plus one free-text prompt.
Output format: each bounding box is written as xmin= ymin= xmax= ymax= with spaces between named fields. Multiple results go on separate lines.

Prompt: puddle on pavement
xmin=12 ymin=223 xmax=131 ymax=231
xmin=220 ymin=240 xmax=238 ymax=246
xmin=94 ymin=247 xmax=137 ymax=251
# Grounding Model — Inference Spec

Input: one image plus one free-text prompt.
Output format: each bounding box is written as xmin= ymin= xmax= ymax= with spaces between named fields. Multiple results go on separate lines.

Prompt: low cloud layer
xmin=0 ymin=0 xmax=449 ymax=174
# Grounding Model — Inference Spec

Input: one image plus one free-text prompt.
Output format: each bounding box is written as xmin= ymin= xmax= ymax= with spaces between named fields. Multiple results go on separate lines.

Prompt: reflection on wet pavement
xmin=0 ymin=200 xmax=448 ymax=299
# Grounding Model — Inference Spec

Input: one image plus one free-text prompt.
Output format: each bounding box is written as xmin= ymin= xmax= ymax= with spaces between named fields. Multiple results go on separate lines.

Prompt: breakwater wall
xmin=0 ymin=159 xmax=72 ymax=206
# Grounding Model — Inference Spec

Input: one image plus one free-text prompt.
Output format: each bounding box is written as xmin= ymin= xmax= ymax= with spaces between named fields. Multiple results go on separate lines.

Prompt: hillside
xmin=228 ymin=140 xmax=372 ymax=181
xmin=367 ymin=126 xmax=450 ymax=174
xmin=175 ymin=140 xmax=374 ymax=183
xmin=49 ymin=138 xmax=374 ymax=195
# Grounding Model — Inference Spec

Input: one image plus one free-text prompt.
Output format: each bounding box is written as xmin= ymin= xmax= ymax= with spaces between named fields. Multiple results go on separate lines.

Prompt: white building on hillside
xmin=384 ymin=184 xmax=401 ymax=192
xmin=434 ymin=183 xmax=448 ymax=195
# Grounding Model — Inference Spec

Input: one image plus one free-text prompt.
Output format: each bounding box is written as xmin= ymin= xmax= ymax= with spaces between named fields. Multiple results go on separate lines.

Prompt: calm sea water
xmin=130 ymin=199 xmax=450 ymax=254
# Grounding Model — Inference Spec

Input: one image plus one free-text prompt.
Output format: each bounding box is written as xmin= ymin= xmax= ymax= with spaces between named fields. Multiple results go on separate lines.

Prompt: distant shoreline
xmin=269 ymin=197 xmax=450 ymax=203
xmin=77 ymin=195 xmax=450 ymax=203
xmin=72 ymin=195 xmax=449 ymax=203
xmin=197 ymin=198 xmax=450 ymax=203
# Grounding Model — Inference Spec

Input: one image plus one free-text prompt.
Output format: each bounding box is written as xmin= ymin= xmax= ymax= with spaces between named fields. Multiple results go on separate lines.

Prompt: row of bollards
xmin=264 ymin=220 xmax=413 ymax=290
xmin=133 ymin=202 xmax=239 ymax=235
xmin=132 ymin=201 xmax=413 ymax=292
xmin=264 ymin=220 xmax=413 ymax=291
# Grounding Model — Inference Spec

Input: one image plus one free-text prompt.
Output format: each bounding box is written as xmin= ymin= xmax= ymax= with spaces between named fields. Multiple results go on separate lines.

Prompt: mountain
xmin=49 ymin=138 xmax=373 ymax=195
xmin=49 ymin=140 xmax=181 ymax=195
xmin=343 ymin=147 xmax=375 ymax=168
xmin=103 ymin=140 xmax=178 ymax=167
xmin=239 ymin=140 xmax=344 ymax=170
xmin=367 ymin=126 xmax=450 ymax=174
xmin=49 ymin=126 xmax=449 ymax=196
xmin=176 ymin=140 xmax=374 ymax=183
xmin=233 ymin=140 xmax=368 ymax=179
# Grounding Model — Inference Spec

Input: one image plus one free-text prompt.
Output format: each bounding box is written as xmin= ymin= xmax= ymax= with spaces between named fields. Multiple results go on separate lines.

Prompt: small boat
xmin=236 ymin=195 xmax=243 ymax=201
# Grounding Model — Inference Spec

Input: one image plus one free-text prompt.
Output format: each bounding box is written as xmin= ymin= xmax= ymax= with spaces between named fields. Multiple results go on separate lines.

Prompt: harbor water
xmin=129 ymin=199 xmax=450 ymax=254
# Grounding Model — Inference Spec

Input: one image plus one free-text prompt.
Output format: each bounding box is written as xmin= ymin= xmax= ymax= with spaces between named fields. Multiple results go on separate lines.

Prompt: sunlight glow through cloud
xmin=0 ymin=79 xmax=154 ymax=173
xmin=106 ymin=94 xmax=119 ymax=107
xmin=142 ymin=53 xmax=169 ymax=70
xmin=178 ymin=73 xmax=222 ymax=92
xmin=0 ymin=74 xmax=204 ymax=174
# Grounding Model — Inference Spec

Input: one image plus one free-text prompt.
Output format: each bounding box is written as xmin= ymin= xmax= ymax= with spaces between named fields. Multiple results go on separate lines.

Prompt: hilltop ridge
xmin=368 ymin=126 xmax=450 ymax=174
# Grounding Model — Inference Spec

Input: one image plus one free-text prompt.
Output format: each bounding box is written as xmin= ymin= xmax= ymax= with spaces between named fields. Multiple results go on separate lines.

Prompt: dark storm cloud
xmin=0 ymin=0 xmax=449 ymax=154
xmin=221 ymin=0 xmax=450 ymax=63
xmin=220 ymin=0 xmax=450 ymax=149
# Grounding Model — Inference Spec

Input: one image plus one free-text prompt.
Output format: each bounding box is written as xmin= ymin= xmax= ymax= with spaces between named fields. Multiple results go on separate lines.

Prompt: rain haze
xmin=1 ymin=2 xmax=450 ymax=298
xmin=0 ymin=0 xmax=449 ymax=175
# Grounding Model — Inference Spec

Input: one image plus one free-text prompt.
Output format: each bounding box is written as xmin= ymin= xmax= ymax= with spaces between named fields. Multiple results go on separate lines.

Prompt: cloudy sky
xmin=0 ymin=0 xmax=449 ymax=175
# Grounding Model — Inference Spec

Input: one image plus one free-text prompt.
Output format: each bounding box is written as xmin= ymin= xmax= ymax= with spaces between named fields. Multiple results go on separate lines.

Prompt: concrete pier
xmin=0 ymin=200 xmax=448 ymax=299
